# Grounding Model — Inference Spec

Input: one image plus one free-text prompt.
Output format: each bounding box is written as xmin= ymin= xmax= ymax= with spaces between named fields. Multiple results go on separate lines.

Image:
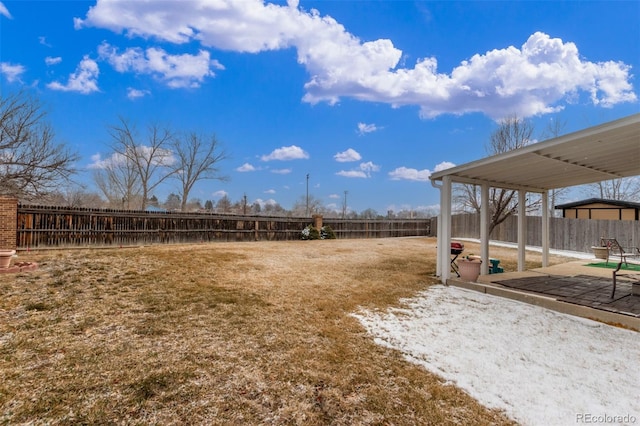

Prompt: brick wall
xmin=0 ymin=197 xmax=17 ymax=250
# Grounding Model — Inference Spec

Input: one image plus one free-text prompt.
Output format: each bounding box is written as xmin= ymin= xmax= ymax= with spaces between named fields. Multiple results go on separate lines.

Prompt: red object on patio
xmin=451 ymin=242 xmax=464 ymax=277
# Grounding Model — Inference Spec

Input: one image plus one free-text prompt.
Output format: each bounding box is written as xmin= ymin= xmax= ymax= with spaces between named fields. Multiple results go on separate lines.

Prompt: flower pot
xmin=592 ymin=246 xmax=609 ymax=260
xmin=0 ymin=250 xmax=16 ymax=269
xmin=458 ymin=259 xmax=482 ymax=282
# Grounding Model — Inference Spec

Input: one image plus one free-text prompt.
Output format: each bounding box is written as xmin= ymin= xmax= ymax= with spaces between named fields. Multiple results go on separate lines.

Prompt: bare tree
xmin=263 ymin=200 xmax=286 ymax=216
xmin=92 ymin=151 xmax=142 ymax=208
xmin=108 ymin=118 xmax=175 ymax=210
xmin=0 ymin=91 xmax=78 ymax=200
xmin=164 ymin=193 xmax=182 ymax=211
xmin=455 ymin=114 xmax=538 ymax=235
xmin=292 ymin=195 xmax=325 ymax=216
xmin=42 ymin=185 xmax=105 ymax=208
xmin=360 ymin=208 xmax=380 ymax=219
xmin=216 ymin=195 xmax=232 ymax=213
xmin=171 ymin=132 xmax=228 ymax=211
xmin=583 ymin=177 xmax=640 ymax=201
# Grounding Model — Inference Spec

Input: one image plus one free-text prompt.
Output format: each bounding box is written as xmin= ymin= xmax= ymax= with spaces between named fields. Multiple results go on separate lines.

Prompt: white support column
xmin=480 ymin=183 xmax=490 ymax=275
xmin=435 ymin=209 xmax=442 ymax=277
xmin=518 ymin=190 xmax=527 ymax=272
xmin=439 ymin=176 xmax=453 ymax=284
xmin=541 ymin=190 xmax=549 ymax=267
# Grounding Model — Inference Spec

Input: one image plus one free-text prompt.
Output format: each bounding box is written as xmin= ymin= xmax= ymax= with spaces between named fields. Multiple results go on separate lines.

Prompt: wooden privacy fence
xmin=324 ymin=218 xmax=430 ymax=239
xmin=15 ymin=204 xmax=431 ymax=249
xmin=449 ymin=213 xmax=640 ymax=254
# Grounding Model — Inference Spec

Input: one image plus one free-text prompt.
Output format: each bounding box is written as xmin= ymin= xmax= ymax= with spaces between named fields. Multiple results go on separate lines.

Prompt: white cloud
xmin=212 ymin=190 xmax=228 ymax=198
xmin=337 ymin=161 xmax=380 ymax=179
xmin=304 ymin=31 xmax=637 ymax=119
xmin=328 ymin=194 xmax=340 ymax=199
xmin=254 ymin=198 xmax=279 ymax=208
xmin=139 ymin=145 xmax=175 ymax=166
xmin=434 ymin=161 xmax=456 ymax=172
xmin=334 ymin=148 xmax=361 ymax=162
xmin=264 ymin=189 xmax=276 ymax=194
xmin=88 ymin=146 xmax=174 ymax=170
xmin=87 ymin=152 xmax=125 ymax=169
xmin=127 ymin=87 xmax=150 ymax=99
xmin=88 ymin=153 xmax=103 ymax=169
xmin=47 ymin=55 xmax=99 ymax=94
xmin=388 ymin=167 xmax=431 ymax=182
xmin=39 ymin=36 xmax=52 ymax=47
xmin=336 ymin=170 xmax=367 ymax=179
xmin=76 ymin=0 xmax=304 ymax=51
xmin=0 ymin=2 xmax=12 ymax=19
xmin=45 ymin=56 xmax=62 ymax=66
xmin=0 ymin=62 xmax=25 ymax=82
xmin=357 ymin=122 xmax=381 ymax=135
xmin=260 ymin=145 xmax=309 ymax=161
xmin=236 ymin=162 xmax=257 ymax=172
xmin=77 ymin=0 xmax=636 ymax=119
xmin=271 ymin=168 xmax=292 ymax=174
xmin=98 ymin=42 xmax=222 ymax=89
xmin=326 ymin=203 xmax=338 ymax=211
xmin=360 ymin=161 xmax=380 ymax=174
xmin=389 ymin=161 xmax=456 ymax=182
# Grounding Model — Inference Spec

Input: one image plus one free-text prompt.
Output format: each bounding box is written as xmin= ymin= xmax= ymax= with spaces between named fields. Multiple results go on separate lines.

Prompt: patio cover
xmin=429 ymin=113 xmax=640 ymax=283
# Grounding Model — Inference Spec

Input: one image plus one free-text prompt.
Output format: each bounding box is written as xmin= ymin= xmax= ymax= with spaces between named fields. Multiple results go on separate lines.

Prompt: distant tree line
xmin=32 ymin=188 xmax=436 ymax=219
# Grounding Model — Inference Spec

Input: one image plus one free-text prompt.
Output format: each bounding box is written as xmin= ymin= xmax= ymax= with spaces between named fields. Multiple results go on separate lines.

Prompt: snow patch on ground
xmin=352 ymin=285 xmax=640 ymax=426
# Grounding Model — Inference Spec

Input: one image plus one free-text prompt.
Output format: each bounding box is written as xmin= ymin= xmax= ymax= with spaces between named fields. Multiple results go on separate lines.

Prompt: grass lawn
xmin=0 ymin=238 xmax=569 ymax=424
xmin=587 ymin=261 xmax=640 ymax=272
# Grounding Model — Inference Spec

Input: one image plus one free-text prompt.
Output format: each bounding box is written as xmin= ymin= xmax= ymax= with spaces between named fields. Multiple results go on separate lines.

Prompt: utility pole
xmin=306 ymin=173 xmax=310 ymax=216
xmin=342 ymin=190 xmax=348 ymax=219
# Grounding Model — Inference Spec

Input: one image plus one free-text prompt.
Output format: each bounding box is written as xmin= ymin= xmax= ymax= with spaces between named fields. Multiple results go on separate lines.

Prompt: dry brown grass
xmin=0 ymin=238 xmax=570 ymax=424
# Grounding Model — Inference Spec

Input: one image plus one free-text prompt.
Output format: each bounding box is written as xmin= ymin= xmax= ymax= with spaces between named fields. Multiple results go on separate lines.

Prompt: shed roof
xmin=554 ymin=198 xmax=640 ymax=210
xmin=430 ymin=113 xmax=640 ymax=192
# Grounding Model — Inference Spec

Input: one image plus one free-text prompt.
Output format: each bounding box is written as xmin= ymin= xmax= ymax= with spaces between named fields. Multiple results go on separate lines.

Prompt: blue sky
xmin=1 ymin=0 xmax=638 ymax=214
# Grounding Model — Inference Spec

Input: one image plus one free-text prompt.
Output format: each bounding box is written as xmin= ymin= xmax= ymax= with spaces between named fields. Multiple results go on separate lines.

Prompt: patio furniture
xmin=489 ymin=258 xmax=504 ymax=274
xmin=611 ymin=261 xmax=640 ymax=298
xmin=602 ymin=238 xmax=640 ymax=298
xmin=450 ymin=242 xmax=464 ymax=277
xmin=600 ymin=238 xmax=640 ymax=266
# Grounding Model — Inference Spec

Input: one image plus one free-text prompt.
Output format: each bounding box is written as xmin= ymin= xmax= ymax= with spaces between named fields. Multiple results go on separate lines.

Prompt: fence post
xmin=0 ymin=197 xmax=18 ymax=250
xmin=313 ymin=214 xmax=323 ymax=230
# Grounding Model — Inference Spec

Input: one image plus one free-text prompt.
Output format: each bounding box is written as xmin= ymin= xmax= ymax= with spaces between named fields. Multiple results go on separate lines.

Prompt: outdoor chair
xmin=600 ymin=238 xmax=640 ymax=298
xmin=600 ymin=238 xmax=640 ymax=266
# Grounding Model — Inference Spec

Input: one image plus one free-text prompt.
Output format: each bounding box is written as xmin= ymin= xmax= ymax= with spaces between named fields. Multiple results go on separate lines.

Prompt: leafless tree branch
xmin=171 ymin=132 xmax=228 ymax=211
xmin=0 ymin=91 xmax=78 ymax=200
xmin=107 ymin=117 xmax=176 ymax=210
xmin=455 ymin=114 xmax=538 ymax=235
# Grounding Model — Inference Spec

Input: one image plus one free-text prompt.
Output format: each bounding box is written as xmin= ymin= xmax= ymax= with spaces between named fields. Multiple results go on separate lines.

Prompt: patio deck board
xmin=493 ymin=274 xmax=640 ymax=318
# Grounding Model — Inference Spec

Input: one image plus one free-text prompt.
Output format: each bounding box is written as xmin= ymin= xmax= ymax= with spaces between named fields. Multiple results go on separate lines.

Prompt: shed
xmin=555 ymin=198 xmax=640 ymax=220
